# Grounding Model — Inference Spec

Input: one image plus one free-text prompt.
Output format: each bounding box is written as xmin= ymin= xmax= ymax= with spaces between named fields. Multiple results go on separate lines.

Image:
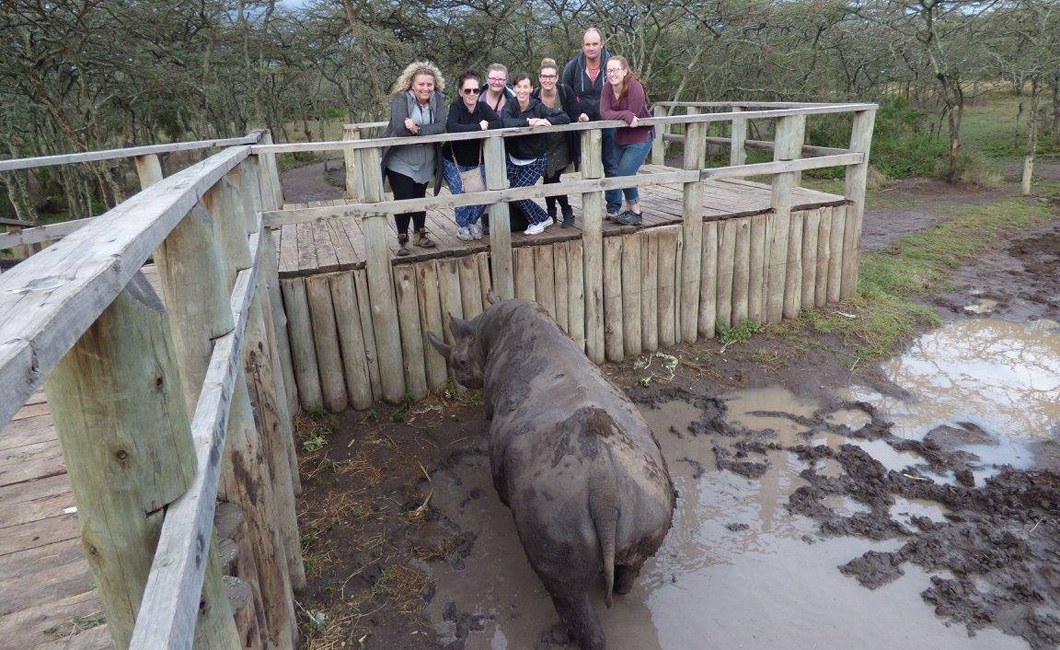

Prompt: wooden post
xmin=353 ymin=269 xmax=383 ymax=400
xmin=652 ymin=105 xmax=667 ymax=166
xmin=459 ymin=255 xmax=485 ymax=318
xmin=765 ymin=114 xmax=804 ymax=323
xmin=305 ymin=275 xmax=348 ymax=412
xmin=815 ymin=207 xmax=833 ymax=308
xmin=641 ymin=230 xmax=659 ymax=352
xmin=483 ymin=136 xmax=514 ymax=299
xmin=748 ymin=213 xmax=767 ymax=322
xmin=394 ymin=264 xmax=428 ymax=400
xmin=566 ymin=241 xmax=586 ymax=353
xmin=258 ymin=131 xmax=284 ymax=211
xmin=44 ymin=273 xmax=240 ymax=650
xmin=791 ymin=115 xmax=807 ymax=187
xmin=802 ymin=209 xmax=821 ymax=311
xmin=553 ymin=244 xmax=570 ymax=334
xmin=621 ymin=233 xmax=642 ymax=356
xmin=657 ymin=227 xmax=678 ymax=347
xmin=828 ymin=204 xmax=846 ymax=304
xmin=715 ymin=220 xmax=736 ymax=329
xmin=581 ymin=129 xmax=605 ymax=363
xmin=732 ymin=217 xmax=751 ymax=324
xmin=841 ymin=110 xmax=876 ymax=299
xmin=415 ymin=261 xmax=449 ymax=392
xmin=280 ymin=278 xmax=324 ymax=411
xmin=783 ymin=211 xmax=804 ymax=319
xmin=698 ymin=221 xmax=718 ymax=338
xmin=329 ymin=271 xmax=374 ymax=409
xmin=154 ymin=203 xmax=297 ymax=649
xmin=603 ymin=236 xmax=624 ymax=361
xmin=513 ymin=246 xmax=536 ymax=301
xmin=730 ymin=107 xmax=748 ymax=167
xmin=681 ymin=119 xmax=707 ymax=343
xmin=214 ymin=504 xmax=266 ymax=649
xmin=342 ymin=126 xmax=362 ymax=200
xmin=135 ymin=153 xmax=164 ymax=190
xmin=359 ymin=146 xmax=406 ymax=403
xmin=533 ymin=245 xmax=557 ymax=321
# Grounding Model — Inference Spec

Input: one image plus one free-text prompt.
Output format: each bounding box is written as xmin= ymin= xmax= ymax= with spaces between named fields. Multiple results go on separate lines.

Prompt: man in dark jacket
xmin=562 ymin=28 xmax=618 ymax=213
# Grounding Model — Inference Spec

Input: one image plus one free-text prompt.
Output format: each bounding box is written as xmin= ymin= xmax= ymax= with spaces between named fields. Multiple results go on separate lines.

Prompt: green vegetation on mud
xmin=797 ymin=185 xmax=1058 ymax=359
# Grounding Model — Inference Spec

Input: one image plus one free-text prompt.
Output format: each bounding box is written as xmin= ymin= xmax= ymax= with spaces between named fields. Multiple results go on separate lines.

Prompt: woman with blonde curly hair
xmin=380 ymin=61 xmax=448 ymax=255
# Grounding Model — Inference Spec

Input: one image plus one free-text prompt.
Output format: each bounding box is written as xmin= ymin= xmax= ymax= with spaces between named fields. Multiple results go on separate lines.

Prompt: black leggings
xmin=543 ymin=170 xmax=570 ymax=212
xmin=386 ymin=169 xmax=429 ymax=236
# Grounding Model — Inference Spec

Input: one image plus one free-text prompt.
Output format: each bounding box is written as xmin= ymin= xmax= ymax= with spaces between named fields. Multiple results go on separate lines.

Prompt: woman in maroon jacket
xmin=600 ymin=55 xmax=655 ymax=226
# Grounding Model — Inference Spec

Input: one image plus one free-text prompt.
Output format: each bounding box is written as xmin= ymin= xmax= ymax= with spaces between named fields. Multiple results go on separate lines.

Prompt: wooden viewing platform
xmin=0 ymin=101 xmax=876 ymax=650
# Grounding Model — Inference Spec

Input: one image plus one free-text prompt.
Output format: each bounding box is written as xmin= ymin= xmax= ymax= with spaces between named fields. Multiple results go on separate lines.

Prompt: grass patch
xmin=798 ymin=190 xmax=1056 ymax=358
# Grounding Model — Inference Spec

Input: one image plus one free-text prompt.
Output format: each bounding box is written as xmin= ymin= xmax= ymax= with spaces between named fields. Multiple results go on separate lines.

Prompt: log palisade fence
xmin=0 ymin=100 xmax=874 ymax=649
xmin=0 ymin=131 xmax=303 ymax=650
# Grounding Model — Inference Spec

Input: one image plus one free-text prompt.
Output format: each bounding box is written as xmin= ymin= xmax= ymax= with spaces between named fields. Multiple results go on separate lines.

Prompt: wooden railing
xmin=0 ymin=132 xmax=303 ymax=649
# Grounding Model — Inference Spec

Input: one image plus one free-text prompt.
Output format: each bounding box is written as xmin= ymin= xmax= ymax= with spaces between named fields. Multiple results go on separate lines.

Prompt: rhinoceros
xmin=428 ymin=295 xmax=675 ymax=650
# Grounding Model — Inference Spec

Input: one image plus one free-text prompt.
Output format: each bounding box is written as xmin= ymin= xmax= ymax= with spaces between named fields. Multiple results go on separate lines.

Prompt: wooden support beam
xmin=841 ymin=110 xmax=876 ymax=299
xmin=45 ymin=273 xmax=239 ymax=650
xmin=730 ymin=107 xmax=748 ymax=167
xmin=715 ymin=220 xmax=736 ymax=329
xmin=783 ymin=211 xmax=804 ymax=319
xmin=306 ymin=274 xmax=348 ymax=412
xmin=135 ymin=154 xmax=164 ymax=190
xmin=414 ymin=261 xmax=448 ymax=393
xmin=484 ymin=136 xmax=514 ymax=299
xmin=394 ymin=264 xmax=428 ymax=400
xmin=581 ymin=129 xmax=605 ymax=364
xmin=641 ymin=231 xmax=659 ymax=352
xmin=828 ymin=204 xmax=846 ymax=304
xmin=698 ymin=221 xmax=718 ymax=339
xmin=680 ymin=120 xmax=707 ymax=343
xmin=815 ymin=207 xmax=833 ymax=308
xmin=748 ymin=213 xmax=767 ymax=322
xmin=553 ymin=245 xmax=570 ymax=334
xmin=566 ymin=241 xmax=586 ymax=353
xmin=801 ymin=209 xmax=821 ymax=312
xmin=732 ymin=217 xmax=751 ymax=324
xmin=603 ymin=236 xmax=624 ymax=362
xmin=651 ymin=105 xmax=667 ymax=166
xmin=621 ymin=233 xmax=642 ymax=357
xmin=329 ymin=271 xmax=375 ymax=409
xmin=257 ymin=132 xmax=284 ymax=211
xmin=280 ymin=278 xmax=323 ymax=411
xmin=342 ymin=126 xmax=362 ymax=200
xmin=765 ymin=115 xmax=804 ymax=324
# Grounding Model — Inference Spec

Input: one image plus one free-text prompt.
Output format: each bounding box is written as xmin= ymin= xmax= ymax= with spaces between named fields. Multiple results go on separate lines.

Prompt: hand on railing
xmin=527 ymin=118 xmax=552 ymax=128
xmin=404 ymin=118 xmax=420 ymax=134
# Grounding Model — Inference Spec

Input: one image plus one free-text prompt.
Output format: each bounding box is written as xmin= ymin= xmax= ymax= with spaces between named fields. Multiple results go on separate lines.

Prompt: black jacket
xmin=561 ymin=47 xmax=612 ymax=121
xmin=444 ymin=99 xmax=503 ymax=166
xmin=531 ymin=84 xmax=582 ymax=170
xmin=500 ymin=98 xmax=572 ymax=160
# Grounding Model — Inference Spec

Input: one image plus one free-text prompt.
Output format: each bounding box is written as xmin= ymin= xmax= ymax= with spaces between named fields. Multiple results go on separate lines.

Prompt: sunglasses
xmin=462 ymin=87 xmax=482 ymax=96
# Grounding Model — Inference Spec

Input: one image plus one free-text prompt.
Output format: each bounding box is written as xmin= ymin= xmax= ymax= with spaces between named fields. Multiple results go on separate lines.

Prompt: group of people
xmin=379 ymin=28 xmax=655 ymax=256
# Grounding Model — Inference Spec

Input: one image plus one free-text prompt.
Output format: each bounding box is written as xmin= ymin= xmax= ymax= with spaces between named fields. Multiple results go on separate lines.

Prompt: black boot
xmin=397 ymin=234 xmax=411 ymax=256
xmin=560 ymin=204 xmax=575 ymax=228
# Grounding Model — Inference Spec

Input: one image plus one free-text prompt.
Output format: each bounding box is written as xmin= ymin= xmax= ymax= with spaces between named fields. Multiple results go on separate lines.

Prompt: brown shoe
xmin=414 ymin=228 xmax=437 ymax=249
xmin=397 ymin=234 xmax=412 ymax=256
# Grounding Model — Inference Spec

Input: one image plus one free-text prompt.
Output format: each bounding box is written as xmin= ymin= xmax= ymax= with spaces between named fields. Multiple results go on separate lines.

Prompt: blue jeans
xmin=442 ymin=158 xmax=487 ymax=227
xmin=605 ymin=139 xmax=653 ymax=214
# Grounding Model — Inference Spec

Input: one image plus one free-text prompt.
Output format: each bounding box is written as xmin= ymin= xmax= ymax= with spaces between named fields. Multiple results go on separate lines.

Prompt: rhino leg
xmin=614 ymin=564 xmax=642 ymax=596
xmin=548 ymin=590 xmax=606 ymax=650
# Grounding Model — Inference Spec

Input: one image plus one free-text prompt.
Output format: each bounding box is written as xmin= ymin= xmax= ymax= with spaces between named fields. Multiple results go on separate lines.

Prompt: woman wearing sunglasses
xmin=444 ymin=69 xmax=503 ymax=240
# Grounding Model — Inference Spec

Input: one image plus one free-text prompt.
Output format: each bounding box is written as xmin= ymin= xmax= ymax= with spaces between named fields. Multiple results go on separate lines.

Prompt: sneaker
xmin=541 ymin=217 xmax=555 ymax=229
xmin=524 ymin=222 xmax=547 ymax=236
xmin=605 ymin=212 xmax=619 ymax=222
xmin=615 ymin=210 xmax=642 ymax=226
xmin=456 ymin=226 xmax=473 ymax=241
xmin=469 ymin=223 xmax=483 ymax=240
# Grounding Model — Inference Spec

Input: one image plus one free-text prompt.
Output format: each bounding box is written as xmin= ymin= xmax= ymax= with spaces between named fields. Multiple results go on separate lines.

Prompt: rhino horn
xmin=450 ymin=315 xmax=476 ymax=340
xmin=426 ymin=331 xmax=452 ymax=358
xmin=486 ymin=289 xmax=501 ymax=305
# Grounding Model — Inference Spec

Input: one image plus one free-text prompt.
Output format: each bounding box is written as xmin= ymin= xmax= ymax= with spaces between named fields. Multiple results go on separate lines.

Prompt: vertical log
xmin=580 ymin=129 xmax=605 ymax=363
xmin=641 ymin=230 xmax=659 ymax=352
xmin=730 ymin=107 xmax=748 ymax=167
xmin=342 ymin=126 xmax=362 ymax=200
xmin=802 ymin=209 xmax=821 ymax=311
xmin=651 ymin=104 xmax=666 ymax=166
xmin=681 ymin=120 xmax=706 ymax=343
xmin=621 ymin=233 xmax=642 ymax=356
xmin=791 ymin=115 xmax=807 ymax=187
xmin=731 ymin=217 xmax=751 ymax=324
xmin=603 ymin=236 xmax=624 ymax=361
xmin=215 ymin=503 xmax=267 ymax=650
xmin=360 ymin=147 xmax=406 ymax=403
xmin=815 ymin=207 xmax=833 ymax=308
xmin=280 ymin=278 xmax=323 ymax=412
xmin=553 ymin=244 xmax=570 ymax=334
xmin=476 ymin=253 xmax=492 ymax=308
xmin=513 ymin=246 xmax=537 ymax=301
xmin=783 ymin=211 xmax=804 ymax=319
xmin=484 ymin=136 xmax=514 ymax=298
xmin=328 ymin=272 xmax=373 ymax=410
xmin=305 ymin=275 xmax=348 ymax=412
xmin=394 ymin=264 xmax=428 ymax=400
xmin=698 ymin=221 xmax=718 ymax=338
xmin=45 ymin=273 xmax=239 ymax=650
xmin=415 ymin=261 xmax=448 ymax=392
xmin=566 ymin=240 xmax=586 ymax=352
xmin=842 ymin=110 xmax=876 ymax=299
xmin=437 ymin=259 xmax=465 ymax=342
xmin=748 ymin=213 xmax=767 ymax=322
xmin=258 ymin=131 xmax=284 ymax=210
xmin=828 ymin=205 xmax=846 ymax=304
xmin=533 ymin=245 xmax=557 ymax=321
xmin=354 ymin=269 xmax=382 ymax=400
xmin=715 ymin=219 xmax=737 ymax=329
xmin=135 ymin=154 xmax=164 ymax=190
xmin=657 ymin=227 xmax=678 ymax=347
xmin=459 ymin=255 xmax=485 ymax=319
xmin=674 ymin=226 xmax=684 ymax=337
xmin=766 ymin=114 xmax=803 ymax=323
xmin=154 ymin=204 xmax=296 ymax=649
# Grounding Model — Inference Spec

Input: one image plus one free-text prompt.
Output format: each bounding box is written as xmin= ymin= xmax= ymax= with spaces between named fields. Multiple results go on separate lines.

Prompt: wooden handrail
xmin=0 ymin=131 xmax=263 ymax=173
xmin=254 ymin=103 xmax=878 ymax=155
xmin=262 ymin=152 xmax=862 ymax=228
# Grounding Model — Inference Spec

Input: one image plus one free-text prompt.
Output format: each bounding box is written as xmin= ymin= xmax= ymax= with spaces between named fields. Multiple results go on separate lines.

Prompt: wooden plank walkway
xmin=0 ymin=397 xmax=112 ymax=650
xmin=276 ymin=166 xmax=846 ymax=278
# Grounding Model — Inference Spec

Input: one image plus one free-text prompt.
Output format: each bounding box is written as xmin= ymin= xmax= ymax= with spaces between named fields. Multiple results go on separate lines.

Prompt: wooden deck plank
xmin=0 ymin=474 xmax=75 ymax=530
xmin=0 ymin=414 xmax=57 ymax=452
xmin=295 ymin=220 xmax=318 ymax=274
xmin=0 ymin=439 xmax=65 ymax=489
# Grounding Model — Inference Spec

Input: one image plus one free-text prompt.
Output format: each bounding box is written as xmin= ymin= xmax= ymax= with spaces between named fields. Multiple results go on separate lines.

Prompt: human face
xmin=486 ymin=70 xmax=507 ymax=95
xmin=461 ymin=78 xmax=481 ymax=110
xmin=539 ymin=67 xmax=558 ymax=92
xmin=606 ymin=61 xmax=627 ymax=86
xmin=513 ymin=78 xmax=532 ymax=105
xmin=582 ymin=30 xmax=602 ymax=62
xmin=412 ymin=73 xmax=435 ymax=104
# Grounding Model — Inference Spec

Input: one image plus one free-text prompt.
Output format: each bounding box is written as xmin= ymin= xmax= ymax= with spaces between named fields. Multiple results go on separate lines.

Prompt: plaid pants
xmin=442 ymin=158 xmax=487 ymax=227
xmin=505 ymin=157 xmax=548 ymax=225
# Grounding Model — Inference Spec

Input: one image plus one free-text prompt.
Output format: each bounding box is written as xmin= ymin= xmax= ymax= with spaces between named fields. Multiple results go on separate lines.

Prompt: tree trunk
xmin=1022 ymin=79 xmax=1040 ymax=196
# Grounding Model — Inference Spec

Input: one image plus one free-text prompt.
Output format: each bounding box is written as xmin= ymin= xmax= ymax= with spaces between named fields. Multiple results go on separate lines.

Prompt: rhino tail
xmin=589 ymin=448 xmax=619 ymax=608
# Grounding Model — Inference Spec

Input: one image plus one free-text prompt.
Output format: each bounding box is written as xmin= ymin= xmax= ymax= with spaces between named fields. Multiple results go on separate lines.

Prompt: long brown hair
xmin=608 ymin=55 xmax=641 ymax=101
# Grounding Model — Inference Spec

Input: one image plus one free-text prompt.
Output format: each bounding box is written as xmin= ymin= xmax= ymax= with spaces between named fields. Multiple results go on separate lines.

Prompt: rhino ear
xmin=426 ymin=332 xmax=451 ymax=358
xmin=449 ymin=315 xmax=476 ymax=341
xmin=486 ymin=289 xmax=501 ymax=305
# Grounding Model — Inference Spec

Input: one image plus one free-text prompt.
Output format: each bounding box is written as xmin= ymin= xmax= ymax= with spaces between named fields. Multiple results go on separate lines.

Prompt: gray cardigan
xmin=380 ymin=91 xmax=448 ymax=195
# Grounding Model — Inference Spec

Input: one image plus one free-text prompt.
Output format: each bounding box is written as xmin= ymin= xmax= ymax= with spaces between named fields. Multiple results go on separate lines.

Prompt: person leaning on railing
xmin=600 ymin=55 xmax=655 ymax=227
xmin=380 ymin=61 xmax=448 ymax=256
xmin=532 ymin=58 xmax=582 ymax=228
xmin=499 ymin=71 xmax=572 ymax=237
xmin=443 ymin=69 xmax=503 ymax=242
